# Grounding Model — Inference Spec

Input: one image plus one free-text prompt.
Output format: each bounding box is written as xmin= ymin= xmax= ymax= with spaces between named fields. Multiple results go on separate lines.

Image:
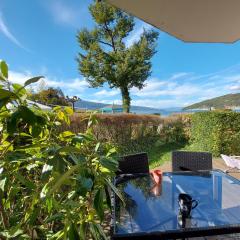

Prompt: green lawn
xmin=147 ymin=142 xmax=190 ymax=169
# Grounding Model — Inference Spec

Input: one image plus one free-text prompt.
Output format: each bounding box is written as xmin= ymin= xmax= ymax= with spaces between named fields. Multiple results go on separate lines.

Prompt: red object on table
xmin=150 ymin=169 xmax=162 ymax=185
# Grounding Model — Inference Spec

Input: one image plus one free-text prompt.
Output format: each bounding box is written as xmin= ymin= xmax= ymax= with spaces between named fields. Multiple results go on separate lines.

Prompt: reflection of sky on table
xmin=115 ymin=171 xmax=240 ymax=234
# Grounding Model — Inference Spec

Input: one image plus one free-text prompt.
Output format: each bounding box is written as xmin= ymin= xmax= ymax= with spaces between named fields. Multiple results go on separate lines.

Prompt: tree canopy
xmin=77 ymin=0 xmax=159 ymax=112
xmin=29 ymin=87 xmax=69 ymax=106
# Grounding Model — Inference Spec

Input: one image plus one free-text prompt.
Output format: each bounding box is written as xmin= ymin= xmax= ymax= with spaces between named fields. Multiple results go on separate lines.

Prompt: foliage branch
xmin=0 ymin=60 xmax=119 ymax=239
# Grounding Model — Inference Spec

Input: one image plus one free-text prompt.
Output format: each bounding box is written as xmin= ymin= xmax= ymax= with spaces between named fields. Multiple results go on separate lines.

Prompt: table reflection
xmin=115 ymin=170 xmax=240 ymax=235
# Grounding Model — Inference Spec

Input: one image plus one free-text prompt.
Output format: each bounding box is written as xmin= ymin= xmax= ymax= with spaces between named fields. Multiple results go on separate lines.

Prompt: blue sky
xmin=1 ymin=0 xmax=240 ymax=109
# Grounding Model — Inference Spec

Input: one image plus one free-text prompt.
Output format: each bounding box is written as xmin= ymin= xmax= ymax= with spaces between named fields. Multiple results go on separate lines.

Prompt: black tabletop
xmin=113 ymin=170 xmax=240 ymax=239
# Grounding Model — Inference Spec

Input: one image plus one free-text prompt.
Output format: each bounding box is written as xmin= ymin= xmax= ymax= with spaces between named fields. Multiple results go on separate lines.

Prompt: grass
xmin=147 ymin=141 xmax=190 ymax=169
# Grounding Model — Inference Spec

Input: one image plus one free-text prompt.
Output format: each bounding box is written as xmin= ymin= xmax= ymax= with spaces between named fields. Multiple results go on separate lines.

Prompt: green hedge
xmin=63 ymin=113 xmax=191 ymax=155
xmin=191 ymin=111 xmax=240 ymax=156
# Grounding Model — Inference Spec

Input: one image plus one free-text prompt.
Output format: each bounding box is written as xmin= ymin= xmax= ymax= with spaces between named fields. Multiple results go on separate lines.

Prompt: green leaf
xmin=7 ymin=110 xmax=20 ymax=134
xmin=57 ymin=146 xmax=81 ymax=154
xmin=0 ymin=178 xmax=6 ymax=192
xmin=27 ymin=207 xmax=39 ymax=225
xmin=0 ymin=73 xmax=5 ymax=81
xmin=35 ymin=114 xmax=47 ymax=125
xmin=88 ymin=114 xmax=98 ymax=128
xmin=1 ymin=227 xmax=25 ymax=238
xmin=93 ymin=189 xmax=104 ymax=221
xmin=89 ymin=222 xmax=107 ymax=240
xmin=45 ymin=213 xmax=64 ymax=223
xmin=99 ymin=158 xmax=118 ymax=171
xmin=104 ymin=186 xmax=111 ymax=209
xmin=76 ymin=176 xmax=93 ymax=196
xmin=59 ymin=131 xmax=75 ymax=139
xmin=12 ymin=83 xmax=27 ymax=96
xmin=89 ymin=223 xmax=99 ymax=240
xmin=24 ymin=76 xmax=43 ymax=87
xmin=69 ymin=153 xmax=85 ymax=164
xmin=7 ymin=106 xmax=37 ymax=135
xmin=80 ymin=177 xmax=93 ymax=190
xmin=79 ymin=223 xmax=87 ymax=239
xmin=53 ymin=106 xmax=62 ymax=112
xmin=47 ymin=156 xmax=66 ymax=174
xmin=76 ymin=133 xmax=94 ymax=142
xmin=106 ymin=179 xmax=125 ymax=206
xmin=0 ymin=61 xmax=8 ymax=79
xmin=15 ymin=173 xmax=35 ymax=190
xmin=64 ymin=106 xmax=73 ymax=115
xmin=0 ymin=89 xmax=17 ymax=101
xmin=93 ymin=223 xmax=108 ymax=240
xmin=47 ymin=164 xmax=80 ymax=196
xmin=95 ymin=142 xmax=100 ymax=152
xmin=68 ymin=223 xmax=80 ymax=240
xmin=18 ymin=106 xmax=36 ymax=124
xmin=31 ymin=124 xmax=42 ymax=137
xmin=106 ymin=147 xmax=117 ymax=157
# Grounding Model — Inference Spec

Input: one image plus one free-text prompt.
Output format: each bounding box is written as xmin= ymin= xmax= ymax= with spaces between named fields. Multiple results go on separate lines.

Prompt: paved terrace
xmin=157 ymin=158 xmax=240 ymax=180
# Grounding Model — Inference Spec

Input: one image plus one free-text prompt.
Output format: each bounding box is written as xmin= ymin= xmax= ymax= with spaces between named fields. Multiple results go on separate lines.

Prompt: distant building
xmin=100 ymin=104 xmax=123 ymax=113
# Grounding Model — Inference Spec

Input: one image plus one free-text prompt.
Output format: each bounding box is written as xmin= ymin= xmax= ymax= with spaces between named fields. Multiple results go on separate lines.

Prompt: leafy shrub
xmin=158 ymin=114 xmax=191 ymax=144
xmin=0 ymin=61 xmax=119 ymax=239
xmin=190 ymin=111 xmax=240 ymax=156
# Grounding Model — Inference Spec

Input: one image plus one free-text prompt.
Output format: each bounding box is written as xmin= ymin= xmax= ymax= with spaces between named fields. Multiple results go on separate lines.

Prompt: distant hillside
xmin=74 ymin=99 xmax=161 ymax=114
xmin=184 ymin=93 xmax=240 ymax=110
xmin=75 ymin=100 xmax=106 ymax=109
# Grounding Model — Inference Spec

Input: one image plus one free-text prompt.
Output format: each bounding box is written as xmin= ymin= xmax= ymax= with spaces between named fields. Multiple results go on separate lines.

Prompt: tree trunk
xmin=121 ymin=87 xmax=131 ymax=113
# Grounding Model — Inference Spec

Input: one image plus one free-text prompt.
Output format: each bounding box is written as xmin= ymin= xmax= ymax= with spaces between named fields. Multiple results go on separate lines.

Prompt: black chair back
xmin=172 ymin=151 xmax=212 ymax=172
xmin=117 ymin=152 xmax=149 ymax=175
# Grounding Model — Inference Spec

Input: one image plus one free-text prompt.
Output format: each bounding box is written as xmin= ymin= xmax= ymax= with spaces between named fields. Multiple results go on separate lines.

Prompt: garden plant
xmin=0 ymin=60 xmax=120 ymax=239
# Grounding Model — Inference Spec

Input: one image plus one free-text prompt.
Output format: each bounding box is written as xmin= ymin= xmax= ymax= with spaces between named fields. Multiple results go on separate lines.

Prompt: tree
xmin=77 ymin=0 xmax=159 ymax=113
xmin=29 ymin=87 xmax=69 ymax=106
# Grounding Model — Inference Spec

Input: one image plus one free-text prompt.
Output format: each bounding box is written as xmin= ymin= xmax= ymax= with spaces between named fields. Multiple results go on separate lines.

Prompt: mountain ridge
xmin=74 ymin=99 xmax=162 ymax=113
xmin=183 ymin=93 xmax=240 ymax=110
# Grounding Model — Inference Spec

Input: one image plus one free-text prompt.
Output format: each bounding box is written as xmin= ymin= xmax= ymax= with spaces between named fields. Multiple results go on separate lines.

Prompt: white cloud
xmin=131 ymin=77 xmax=198 ymax=97
xmin=8 ymin=71 xmax=33 ymax=85
xmin=170 ymin=72 xmax=190 ymax=80
xmin=126 ymin=23 xmax=152 ymax=47
xmin=94 ymin=89 xmax=119 ymax=97
xmin=0 ymin=12 xmax=28 ymax=50
xmin=48 ymin=1 xmax=86 ymax=27
xmin=8 ymin=70 xmax=89 ymax=94
xmin=229 ymin=85 xmax=240 ymax=91
xmin=7 ymin=64 xmax=240 ymax=109
xmin=129 ymin=67 xmax=240 ymax=108
xmin=46 ymin=78 xmax=89 ymax=91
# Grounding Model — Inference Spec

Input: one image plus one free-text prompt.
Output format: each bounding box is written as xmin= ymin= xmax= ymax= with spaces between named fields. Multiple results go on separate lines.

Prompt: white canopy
xmin=107 ymin=0 xmax=240 ymax=43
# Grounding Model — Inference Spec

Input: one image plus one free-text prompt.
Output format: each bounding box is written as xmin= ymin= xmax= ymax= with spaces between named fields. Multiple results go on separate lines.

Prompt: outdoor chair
xmin=111 ymin=152 xmax=150 ymax=237
xmin=117 ymin=152 xmax=149 ymax=175
xmin=172 ymin=151 xmax=212 ymax=172
xmin=221 ymin=154 xmax=240 ymax=173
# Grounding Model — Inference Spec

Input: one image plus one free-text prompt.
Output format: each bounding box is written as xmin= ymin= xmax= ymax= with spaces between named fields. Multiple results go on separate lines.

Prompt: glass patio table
xmin=112 ymin=170 xmax=240 ymax=239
